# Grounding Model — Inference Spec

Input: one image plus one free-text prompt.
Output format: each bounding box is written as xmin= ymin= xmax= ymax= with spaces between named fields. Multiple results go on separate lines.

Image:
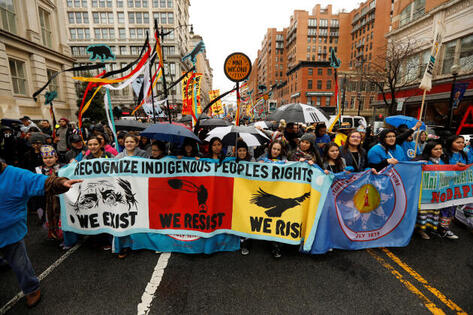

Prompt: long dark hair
xmin=418 ymin=141 xmax=442 ymax=161
xmin=179 ymin=138 xmax=199 ymax=157
xmin=207 ymin=137 xmax=225 ymax=161
xmin=378 ymin=129 xmax=397 ymax=152
xmin=443 ymin=135 xmax=467 ymax=163
xmin=343 ymin=130 xmax=363 ymax=152
xmin=323 ymin=142 xmax=345 ymax=172
xmin=268 ymin=140 xmax=287 ymax=159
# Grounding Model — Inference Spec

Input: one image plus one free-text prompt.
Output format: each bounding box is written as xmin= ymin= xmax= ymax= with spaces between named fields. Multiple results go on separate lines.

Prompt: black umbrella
xmin=114 ymin=120 xmax=150 ymax=131
xmin=268 ymin=103 xmax=330 ymax=124
xmin=199 ymin=119 xmax=231 ymax=128
xmin=141 ymin=122 xmax=201 ymax=144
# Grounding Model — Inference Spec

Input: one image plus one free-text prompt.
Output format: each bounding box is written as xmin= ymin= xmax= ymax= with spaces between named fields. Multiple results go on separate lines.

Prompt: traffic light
xmin=375 ymin=114 xmax=384 ymax=121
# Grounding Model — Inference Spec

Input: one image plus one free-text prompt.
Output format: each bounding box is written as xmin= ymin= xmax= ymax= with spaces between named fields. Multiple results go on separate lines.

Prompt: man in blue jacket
xmin=0 ymin=159 xmax=81 ymax=308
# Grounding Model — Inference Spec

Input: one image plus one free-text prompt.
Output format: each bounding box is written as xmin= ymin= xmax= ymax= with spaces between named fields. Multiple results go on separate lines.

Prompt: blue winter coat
xmin=0 ymin=166 xmax=47 ymax=247
xmin=367 ymin=143 xmax=406 ymax=171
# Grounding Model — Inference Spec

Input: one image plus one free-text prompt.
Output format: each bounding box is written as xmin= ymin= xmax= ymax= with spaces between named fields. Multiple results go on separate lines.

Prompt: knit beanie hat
xmin=300 ymin=133 xmax=316 ymax=145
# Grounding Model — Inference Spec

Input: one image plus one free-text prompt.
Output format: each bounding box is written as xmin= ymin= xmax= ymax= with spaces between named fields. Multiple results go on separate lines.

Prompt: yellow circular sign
xmin=353 ymin=184 xmax=381 ymax=213
xmin=224 ymin=52 xmax=252 ymax=82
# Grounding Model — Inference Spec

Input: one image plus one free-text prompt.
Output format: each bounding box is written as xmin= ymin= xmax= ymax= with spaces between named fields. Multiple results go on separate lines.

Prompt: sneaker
xmin=418 ymin=230 xmax=430 ymax=240
xmin=272 ymin=248 xmax=282 ymax=259
xmin=445 ymin=230 xmax=459 ymax=240
xmin=102 ymin=245 xmax=112 ymax=251
xmin=241 ymin=247 xmax=249 ymax=256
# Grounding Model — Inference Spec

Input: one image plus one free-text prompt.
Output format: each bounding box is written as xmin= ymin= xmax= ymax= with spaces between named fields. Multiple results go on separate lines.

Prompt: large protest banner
xmin=306 ymin=163 xmax=423 ymax=254
xmin=420 ymin=164 xmax=473 ymax=209
xmin=59 ymin=157 xmax=332 ymax=246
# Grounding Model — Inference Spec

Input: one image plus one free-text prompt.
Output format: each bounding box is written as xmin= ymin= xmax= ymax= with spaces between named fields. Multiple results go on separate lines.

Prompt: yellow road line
xmin=366 ymin=249 xmax=446 ymax=315
xmin=381 ymin=248 xmax=468 ymax=315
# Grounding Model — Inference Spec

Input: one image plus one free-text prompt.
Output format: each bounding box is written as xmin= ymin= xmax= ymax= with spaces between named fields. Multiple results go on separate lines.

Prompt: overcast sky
xmin=189 ymin=0 xmax=359 ymax=103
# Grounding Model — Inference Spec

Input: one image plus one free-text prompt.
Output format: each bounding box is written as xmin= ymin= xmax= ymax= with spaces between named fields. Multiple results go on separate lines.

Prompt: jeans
xmin=0 ymin=239 xmax=40 ymax=294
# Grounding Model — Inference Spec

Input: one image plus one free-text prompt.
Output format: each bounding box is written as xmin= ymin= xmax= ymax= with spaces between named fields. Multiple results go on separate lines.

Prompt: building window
xmin=316 ymin=97 xmax=321 ymax=106
xmin=167 ymin=0 xmax=173 ymax=7
xmin=116 ymin=0 xmax=123 ymax=7
xmin=308 ymin=80 xmax=313 ymax=89
xmin=327 ymin=68 xmax=332 ymax=75
xmin=350 ymin=96 xmax=355 ymax=109
xmin=119 ymin=28 xmax=125 ymax=39
xmin=160 ymin=12 xmax=166 ymax=24
xmin=317 ymin=80 xmax=322 ymax=89
xmin=39 ymin=8 xmax=52 ymax=48
xmin=129 ymin=28 xmax=136 ymax=39
xmin=120 ymin=46 xmax=127 ymax=55
xmin=359 ymin=96 xmax=364 ymax=111
xmin=47 ymin=69 xmax=59 ymax=94
xmin=326 ymin=80 xmax=331 ymax=89
xmin=325 ymin=96 xmax=331 ymax=106
xmin=442 ymin=41 xmax=456 ymax=74
xmin=136 ymin=12 xmax=142 ymax=23
xmin=317 ymin=68 xmax=322 ymax=75
xmin=308 ymin=68 xmax=313 ymax=75
xmin=9 ymin=58 xmax=27 ymax=95
xmin=77 ymin=28 xmax=84 ymax=39
xmin=167 ymin=12 xmax=173 ymax=24
xmin=460 ymin=34 xmax=473 ymax=72
xmin=117 ymin=12 xmax=124 ymax=24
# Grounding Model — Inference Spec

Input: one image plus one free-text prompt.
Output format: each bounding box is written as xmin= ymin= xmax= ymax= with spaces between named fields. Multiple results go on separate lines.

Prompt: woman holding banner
xmin=81 ymin=136 xmax=114 ymax=250
xmin=367 ymin=129 xmax=406 ymax=172
xmin=415 ymin=141 xmax=445 ymax=240
xmin=340 ymin=131 xmax=368 ymax=173
xmin=115 ymin=134 xmax=149 ymax=159
xmin=288 ymin=133 xmax=322 ymax=167
xmin=207 ymin=137 xmax=225 ymax=162
xmin=257 ymin=140 xmax=287 ymax=163
xmin=114 ymin=133 xmax=149 ymax=258
xmin=438 ymin=135 xmax=468 ymax=240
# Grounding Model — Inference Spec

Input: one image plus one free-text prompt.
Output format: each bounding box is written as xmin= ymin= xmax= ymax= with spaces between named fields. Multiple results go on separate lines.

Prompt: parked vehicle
xmin=328 ymin=115 xmax=367 ymax=129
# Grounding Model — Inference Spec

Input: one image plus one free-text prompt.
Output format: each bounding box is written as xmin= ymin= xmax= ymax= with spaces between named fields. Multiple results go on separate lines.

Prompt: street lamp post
xmin=447 ymin=64 xmax=460 ymax=131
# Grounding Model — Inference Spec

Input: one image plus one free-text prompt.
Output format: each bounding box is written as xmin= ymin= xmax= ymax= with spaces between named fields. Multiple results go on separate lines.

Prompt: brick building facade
xmin=378 ymin=0 xmax=473 ymax=130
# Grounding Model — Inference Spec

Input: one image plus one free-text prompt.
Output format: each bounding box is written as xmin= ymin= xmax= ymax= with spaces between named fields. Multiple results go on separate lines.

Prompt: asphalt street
xmin=1 ymin=213 xmax=472 ymax=315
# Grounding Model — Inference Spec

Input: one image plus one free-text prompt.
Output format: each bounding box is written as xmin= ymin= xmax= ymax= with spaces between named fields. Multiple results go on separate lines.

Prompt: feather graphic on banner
xmin=419 ymin=19 xmax=446 ymax=91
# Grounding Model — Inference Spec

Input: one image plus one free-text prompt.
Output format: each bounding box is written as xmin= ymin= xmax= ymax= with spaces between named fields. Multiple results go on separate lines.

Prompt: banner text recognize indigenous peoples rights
xmin=60 ymin=157 xmax=332 ymax=246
